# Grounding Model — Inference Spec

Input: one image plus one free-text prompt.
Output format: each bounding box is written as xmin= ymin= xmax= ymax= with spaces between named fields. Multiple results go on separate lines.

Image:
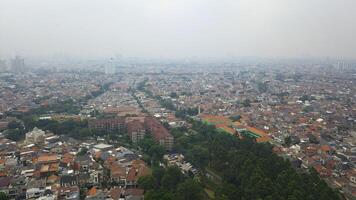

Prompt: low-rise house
xmin=74 ymin=155 xmax=93 ymax=172
xmin=90 ymin=170 xmax=101 ymax=186
xmin=60 ymin=175 xmax=78 ymax=187
xmin=109 ymin=187 xmax=123 ymax=200
xmin=124 ymin=188 xmax=144 ymax=200
xmin=26 ymin=178 xmax=47 ymax=199
xmin=8 ymin=176 xmax=27 ymax=199
xmin=37 ymin=154 xmax=59 ymax=165
xmin=109 ymin=163 xmax=126 ymax=185
xmin=58 ymin=186 xmax=80 ymax=200
xmin=78 ymin=173 xmax=91 ymax=186
xmin=85 ymin=187 xmax=111 ymax=200
xmin=125 ymin=162 xmax=151 ymax=187
xmin=0 ymin=176 xmax=11 ymax=195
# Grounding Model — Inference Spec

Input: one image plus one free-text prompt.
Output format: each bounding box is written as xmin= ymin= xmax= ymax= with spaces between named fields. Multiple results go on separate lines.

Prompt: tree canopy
xmin=167 ymin=120 xmax=340 ymax=200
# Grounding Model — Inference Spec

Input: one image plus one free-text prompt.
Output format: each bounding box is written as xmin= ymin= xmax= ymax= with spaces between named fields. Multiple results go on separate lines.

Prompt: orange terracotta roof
xmin=246 ymin=127 xmax=268 ymax=137
xmin=37 ymin=155 xmax=58 ymax=163
xmin=256 ymin=136 xmax=271 ymax=143
xmin=0 ymin=172 xmax=6 ymax=177
xmin=320 ymin=145 xmax=331 ymax=152
xmin=201 ymin=114 xmax=232 ymax=125
xmin=87 ymin=187 xmax=97 ymax=196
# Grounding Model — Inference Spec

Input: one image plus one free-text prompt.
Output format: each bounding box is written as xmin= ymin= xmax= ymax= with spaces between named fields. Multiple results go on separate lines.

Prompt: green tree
xmin=242 ymin=99 xmax=251 ymax=107
xmin=77 ymin=147 xmax=88 ymax=156
xmin=186 ymin=145 xmax=209 ymax=168
xmin=308 ymin=134 xmax=319 ymax=144
xmin=0 ymin=192 xmax=9 ymax=200
xmin=138 ymin=135 xmax=156 ymax=152
xmin=152 ymin=166 xmax=165 ymax=186
xmin=284 ymin=136 xmax=292 ymax=147
xmin=138 ymin=175 xmax=157 ymax=190
xmin=4 ymin=129 xmax=25 ymax=141
xmin=257 ymin=81 xmax=268 ymax=93
xmin=176 ymin=179 xmax=204 ymax=200
xmin=145 ymin=190 xmax=173 ymax=200
xmin=8 ymin=120 xmax=22 ymax=129
xmin=148 ymin=145 xmax=166 ymax=163
xmin=170 ymin=92 xmax=178 ymax=98
xmin=161 ymin=166 xmax=183 ymax=191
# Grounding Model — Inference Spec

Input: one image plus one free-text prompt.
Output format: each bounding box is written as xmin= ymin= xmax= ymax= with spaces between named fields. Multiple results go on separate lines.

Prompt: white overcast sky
xmin=0 ymin=0 xmax=356 ymax=59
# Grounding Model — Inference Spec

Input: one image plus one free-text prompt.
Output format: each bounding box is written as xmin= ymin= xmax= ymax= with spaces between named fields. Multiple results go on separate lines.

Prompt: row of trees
xmin=4 ymin=116 xmax=130 ymax=143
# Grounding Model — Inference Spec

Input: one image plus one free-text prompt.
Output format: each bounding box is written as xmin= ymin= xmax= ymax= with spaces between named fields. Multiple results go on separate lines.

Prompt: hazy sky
xmin=1 ymin=0 xmax=356 ymax=59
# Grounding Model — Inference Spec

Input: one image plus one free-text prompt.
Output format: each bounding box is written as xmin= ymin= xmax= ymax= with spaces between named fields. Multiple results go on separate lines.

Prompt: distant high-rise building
xmin=105 ymin=58 xmax=116 ymax=74
xmin=11 ymin=55 xmax=26 ymax=73
xmin=336 ymin=61 xmax=356 ymax=73
xmin=0 ymin=59 xmax=7 ymax=72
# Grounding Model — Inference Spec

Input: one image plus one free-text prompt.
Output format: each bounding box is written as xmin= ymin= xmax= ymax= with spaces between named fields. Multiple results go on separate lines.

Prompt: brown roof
xmin=37 ymin=155 xmax=58 ymax=163
xmin=110 ymin=163 xmax=126 ymax=179
xmin=201 ymin=114 xmax=232 ymax=125
xmin=144 ymin=117 xmax=172 ymax=140
xmin=125 ymin=188 xmax=144 ymax=196
xmin=126 ymin=168 xmax=137 ymax=182
xmin=320 ymin=145 xmax=331 ymax=152
xmin=132 ymin=159 xmax=146 ymax=167
xmin=126 ymin=164 xmax=151 ymax=182
xmin=109 ymin=187 xmax=123 ymax=200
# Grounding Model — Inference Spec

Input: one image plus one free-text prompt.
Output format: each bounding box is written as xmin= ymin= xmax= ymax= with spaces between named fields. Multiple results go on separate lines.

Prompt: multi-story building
xmin=26 ymin=127 xmax=46 ymax=145
xmin=88 ymin=118 xmax=126 ymax=133
xmin=11 ymin=55 xmax=25 ymax=73
xmin=144 ymin=117 xmax=173 ymax=150
xmin=0 ymin=59 xmax=7 ymax=72
xmin=127 ymin=120 xmax=145 ymax=143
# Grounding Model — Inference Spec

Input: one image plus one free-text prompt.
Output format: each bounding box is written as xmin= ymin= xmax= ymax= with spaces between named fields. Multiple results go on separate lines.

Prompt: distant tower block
xmin=11 ymin=55 xmax=25 ymax=73
xmin=0 ymin=59 xmax=7 ymax=72
xmin=105 ymin=58 xmax=116 ymax=74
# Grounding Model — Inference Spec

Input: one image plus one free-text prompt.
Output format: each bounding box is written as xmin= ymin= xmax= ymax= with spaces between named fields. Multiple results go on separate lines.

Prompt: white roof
xmin=94 ymin=143 xmax=113 ymax=149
